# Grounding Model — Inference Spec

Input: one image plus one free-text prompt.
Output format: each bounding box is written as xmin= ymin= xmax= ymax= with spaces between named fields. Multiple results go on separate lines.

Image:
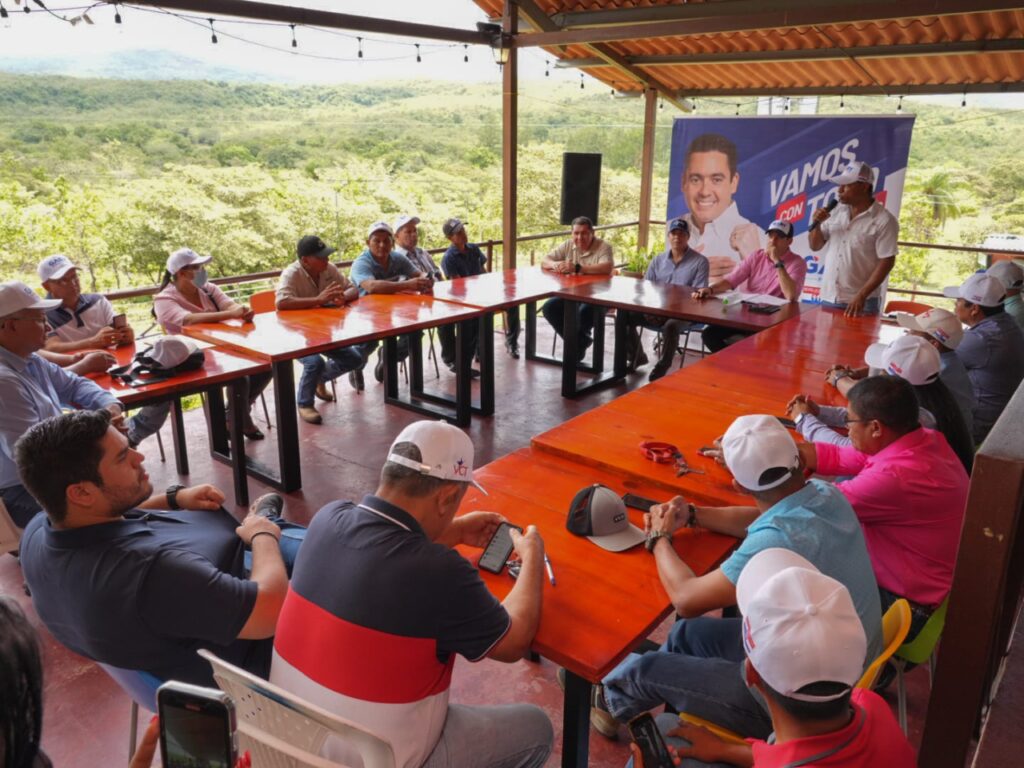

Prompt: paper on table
xmin=715 ymin=291 xmax=789 ymax=307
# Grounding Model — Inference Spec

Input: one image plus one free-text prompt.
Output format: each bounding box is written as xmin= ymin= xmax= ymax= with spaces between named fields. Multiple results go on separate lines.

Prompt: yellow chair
xmin=892 ymin=597 xmax=948 ymax=734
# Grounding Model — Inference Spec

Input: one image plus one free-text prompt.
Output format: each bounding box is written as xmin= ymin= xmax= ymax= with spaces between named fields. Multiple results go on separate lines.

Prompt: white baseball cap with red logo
xmin=386 ymin=420 xmax=486 ymax=493
xmin=896 ymin=307 xmax=964 ymax=350
xmin=942 ymin=273 xmax=1006 ymax=307
xmin=863 ymin=334 xmax=940 ymax=386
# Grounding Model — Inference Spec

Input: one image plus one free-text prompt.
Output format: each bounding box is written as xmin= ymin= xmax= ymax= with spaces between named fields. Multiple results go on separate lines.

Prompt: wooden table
xmin=552 ymin=275 xmax=811 ymax=397
xmin=184 ymin=295 xmax=484 ymax=492
xmin=88 ymin=342 xmax=271 ymax=506
xmin=456 ymin=448 xmax=738 ymax=768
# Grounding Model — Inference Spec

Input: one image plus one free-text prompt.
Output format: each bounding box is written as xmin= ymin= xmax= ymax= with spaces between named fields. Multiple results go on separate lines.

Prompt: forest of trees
xmin=1 ymin=73 xmax=1021 ymax=297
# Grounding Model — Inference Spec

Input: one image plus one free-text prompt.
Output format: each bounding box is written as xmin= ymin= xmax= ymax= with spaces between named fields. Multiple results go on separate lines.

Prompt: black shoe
xmin=648 ymin=361 xmax=671 ymax=382
xmin=374 ymin=353 xmax=384 ymax=383
xmin=252 ymin=493 xmax=284 ymax=519
xmin=576 ymin=336 xmax=593 ymax=363
xmin=349 ymin=368 xmax=365 ymax=392
xmin=446 ymin=362 xmax=481 ymax=378
xmin=505 ymin=339 xmax=520 ymax=359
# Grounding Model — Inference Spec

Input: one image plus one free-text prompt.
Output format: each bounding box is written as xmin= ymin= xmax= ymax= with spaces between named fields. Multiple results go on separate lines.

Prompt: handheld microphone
xmin=809 ymin=199 xmax=838 ymax=231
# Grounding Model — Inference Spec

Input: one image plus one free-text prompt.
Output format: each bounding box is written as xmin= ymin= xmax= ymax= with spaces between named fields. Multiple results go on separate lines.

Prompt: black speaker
xmin=560 ymin=152 xmax=602 ymax=226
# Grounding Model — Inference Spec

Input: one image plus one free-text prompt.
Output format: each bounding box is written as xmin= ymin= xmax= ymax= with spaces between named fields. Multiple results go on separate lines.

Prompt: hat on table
xmin=386 ymin=420 xmax=486 ymax=493
xmin=863 ymin=334 xmax=941 ymax=386
xmin=942 ymin=273 xmax=1005 ymax=307
xmin=166 ymin=248 xmax=212 ymax=276
xmin=297 ymin=235 xmax=336 ymax=260
xmin=0 ymin=281 xmax=62 ymax=318
xmin=721 ymin=414 xmax=800 ymax=492
xmin=830 ymin=161 xmax=875 ymax=187
xmin=896 ymin=307 xmax=964 ymax=350
xmin=566 ymin=484 xmax=645 ymax=552
xmin=987 ymin=260 xmax=1024 ymax=290
xmin=37 ymin=254 xmax=77 ymax=282
xmin=737 ymin=548 xmax=867 ymax=701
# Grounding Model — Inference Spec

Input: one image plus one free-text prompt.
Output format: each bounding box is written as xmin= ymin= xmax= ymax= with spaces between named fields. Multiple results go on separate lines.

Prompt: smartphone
xmin=158 ymin=682 xmax=238 ymax=768
xmin=478 ymin=522 xmax=522 ymax=574
xmin=622 ymin=493 xmax=658 ymax=513
xmin=112 ymin=313 xmax=127 ymax=329
xmin=628 ymin=712 xmax=675 ymax=768
xmin=776 ymin=416 xmax=797 ymax=429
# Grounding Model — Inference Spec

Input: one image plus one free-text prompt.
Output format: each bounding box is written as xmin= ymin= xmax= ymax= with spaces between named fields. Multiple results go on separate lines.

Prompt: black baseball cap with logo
xmin=297 ymin=235 xmax=336 ymax=260
xmin=566 ymin=484 xmax=646 ymax=552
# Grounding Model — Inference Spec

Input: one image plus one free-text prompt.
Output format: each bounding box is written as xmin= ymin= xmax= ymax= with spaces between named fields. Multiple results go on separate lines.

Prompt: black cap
xmin=668 ymin=217 xmax=690 ymax=234
xmin=442 ymin=218 xmax=465 ymax=238
xmin=297 ymin=235 xmax=336 ymax=260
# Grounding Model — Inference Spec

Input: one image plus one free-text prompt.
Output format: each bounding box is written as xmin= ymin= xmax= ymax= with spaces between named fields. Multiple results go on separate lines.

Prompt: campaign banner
xmin=666 ymin=116 xmax=915 ymax=302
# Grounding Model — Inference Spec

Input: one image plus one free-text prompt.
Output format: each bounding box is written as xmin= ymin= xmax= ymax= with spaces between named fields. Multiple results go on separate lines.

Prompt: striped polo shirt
xmin=45 ymin=293 xmax=115 ymax=342
xmin=271 ymin=496 xmax=510 ymax=768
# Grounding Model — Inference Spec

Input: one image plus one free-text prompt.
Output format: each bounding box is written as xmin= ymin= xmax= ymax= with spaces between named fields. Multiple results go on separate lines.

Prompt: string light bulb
xmin=113 ymin=3 xmax=121 ymax=24
xmin=735 ymin=103 xmax=740 ymax=116
xmin=897 ymin=94 xmax=903 ymax=112
xmin=463 ymin=44 xmax=468 ymax=63
xmin=208 ymin=18 xmax=217 ymax=44
xmin=0 ymin=3 xmax=8 ymax=20
xmin=784 ymin=97 xmax=791 ymax=113
xmin=692 ymin=99 xmax=698 ymax=113
xmin=290 ymin=23 xmax=297 ymax=48
xmin=544 ymin=60 xmax=549 ymax=77
xmin=415 ymin=43 xmax=421 ymax=63
xmin=357 ymin=36 xmax=363 ymax=58
xmin=961 ymin=91 xmax=967 ymax=108
xmin=658 ymin=100 xmax=664 ymax=111
xmin=580 ymin=73 xmax=584 ymax=90
xmin=840 ymin=94 xmax=845 ymax=112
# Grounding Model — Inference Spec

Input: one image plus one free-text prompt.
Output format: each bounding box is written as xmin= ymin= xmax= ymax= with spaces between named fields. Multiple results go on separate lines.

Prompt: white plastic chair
xmin=0 ymin=498 xmax=21 ymax=555
xmin=199 ymin=649 xmax=396 ymax=768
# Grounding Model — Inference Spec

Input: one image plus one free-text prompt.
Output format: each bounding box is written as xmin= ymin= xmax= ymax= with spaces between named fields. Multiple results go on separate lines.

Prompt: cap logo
xmin=888 ymin=362 xmax=903 ymax=375
xmin=20 ymin=285 xmax=33 ymax=296
xmin=742 ymin=616 xmax=756 ymax=653
xmin=46 ymin=257 xmax=62 ymax=266
xmin=452 ymin=458 xmax=469 ymax=477
xmin=933 ymin=328 xmax=949 ymax=342
xmin=612 ymin=511 xmax=625 ymax=524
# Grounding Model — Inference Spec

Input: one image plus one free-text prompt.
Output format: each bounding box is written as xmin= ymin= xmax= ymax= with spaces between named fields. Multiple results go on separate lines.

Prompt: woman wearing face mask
xmin=153 ymin=248 xmax=271 ymax=440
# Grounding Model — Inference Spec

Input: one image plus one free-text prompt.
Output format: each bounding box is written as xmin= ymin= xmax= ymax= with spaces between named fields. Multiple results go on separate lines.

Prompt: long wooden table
xmin=88 ymin=342 xmax=271 ymax=506
xmin=184 ymin=294 xmax=485 ymax=492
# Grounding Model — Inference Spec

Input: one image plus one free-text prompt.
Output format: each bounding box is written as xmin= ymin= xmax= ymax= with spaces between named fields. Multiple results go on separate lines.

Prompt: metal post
xmin=502 ymin=2 xmax=519 ymax=269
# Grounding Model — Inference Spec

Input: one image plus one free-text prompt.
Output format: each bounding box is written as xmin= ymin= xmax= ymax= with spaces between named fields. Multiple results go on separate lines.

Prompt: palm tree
xmin=911 ymin=170 xmax=963 ymax=230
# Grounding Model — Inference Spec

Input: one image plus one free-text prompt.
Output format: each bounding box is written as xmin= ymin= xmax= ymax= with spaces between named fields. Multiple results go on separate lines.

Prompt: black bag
xmin=109 ymin=337 xmax=205 ymax=387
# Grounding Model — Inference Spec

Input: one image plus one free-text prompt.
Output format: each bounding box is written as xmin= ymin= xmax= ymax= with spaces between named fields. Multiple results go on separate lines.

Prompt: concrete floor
xmin=3 ymin=322 xmax=936 ymax=766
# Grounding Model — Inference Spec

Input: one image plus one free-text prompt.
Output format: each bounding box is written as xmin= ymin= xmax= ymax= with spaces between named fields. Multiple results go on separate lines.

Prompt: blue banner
xmin=666 ymin=116 xmax=915 ymax=301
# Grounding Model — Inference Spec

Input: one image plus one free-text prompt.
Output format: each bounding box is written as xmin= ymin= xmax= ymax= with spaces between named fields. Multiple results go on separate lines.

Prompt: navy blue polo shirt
xmin=441 ymin=244 xmax=487 ymax=279
xmin=20 ymin=508 xmax=270 ymax=686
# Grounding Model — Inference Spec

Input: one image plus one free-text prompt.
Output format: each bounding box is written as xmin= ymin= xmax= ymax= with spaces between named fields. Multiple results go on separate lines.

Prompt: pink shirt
xmin=749 ymin=689 xmax=916 ymax=767
xmin=724 ymin=247 xmax=807 ymax=298
xmin=815 ymin=428 xmax=968 ymax=607
xmin=154 ymin=283 xmax=238 ymax=335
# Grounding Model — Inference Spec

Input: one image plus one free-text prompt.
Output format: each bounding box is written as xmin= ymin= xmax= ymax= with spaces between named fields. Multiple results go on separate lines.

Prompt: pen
xmin=544 ymin=554 xmax=556 ymax=586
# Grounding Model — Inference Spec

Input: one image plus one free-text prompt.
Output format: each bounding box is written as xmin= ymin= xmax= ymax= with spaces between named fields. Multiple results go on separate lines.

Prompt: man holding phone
xmin=16 ymin=408 xmax=306 ymax=687
xmin=37 ymin=254 xmax=171 ymax=448
xmin=271 ymin=420 xmax=553 ymax=768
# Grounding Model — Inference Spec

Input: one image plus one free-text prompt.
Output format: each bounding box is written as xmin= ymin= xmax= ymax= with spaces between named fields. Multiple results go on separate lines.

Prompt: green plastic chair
xmin=892 ymin=597 xmax=949 ymax=734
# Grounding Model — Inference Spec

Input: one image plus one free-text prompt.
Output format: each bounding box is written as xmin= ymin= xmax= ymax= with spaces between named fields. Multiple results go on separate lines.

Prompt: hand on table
xmin=318 ymin=283 xmax=346 ymax=306
xmin=90 ymin=326 xmax=121 ymax=348
xmin=455 ymin=511 xmax=507 ymax=549
xmin=691 ymin=287 xmax=712 ymax=300
xmin=786 ymin=394 xmax=820 ymax=419
xmin=698 ymin=436 xmax=725 ymax=466
xmin=72 ymin=350 xmax=117 ymax=374
xmin=844 ymin=295 xmax=867 ymax=317
xmin=176 ymin=484 xmax=226 ymax=511
xmin=645 ymin=496 xmax=690 ymax=537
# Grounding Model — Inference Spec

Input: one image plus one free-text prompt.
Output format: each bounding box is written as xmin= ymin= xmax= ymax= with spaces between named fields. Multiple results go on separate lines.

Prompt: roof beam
xmin=672 ymin=82 xmax=1024 ymax=97
xmin=555 ymin=38 xmax=1024 ymax=68
xmin=514 ymin=0 xmax=690 ymax=111
xmin=119 ymin=0 xmax=490 ymax=45
xmin=515 ymin=1 xmax=1024 ymax=47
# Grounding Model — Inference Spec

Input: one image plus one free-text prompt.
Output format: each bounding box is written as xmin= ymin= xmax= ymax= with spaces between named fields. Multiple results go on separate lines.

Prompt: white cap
xmin=146 ymin=336 xmax=200 ymax=368
xmin=37 ymin=254 xmax=77 ymax=283
xmin=863 ymin=334 xmax=940 ymax=386
xmin=367 ymin=221 xmax=394 ymax=239
xmin=830 ymin=161 xmax=875 ymax=187
xmin=737 ymin=548 xmax=867 ymax=701
xmin=987 ymin=260 xmax=1024 ymax=290
xmin=942 ymin=273 xmax=1006 ymax=307
xmin=393 ymin=215 xmax=421 ymax=233
xmin=0 ymin=281 xmax=62 ymax=318
xmin=766 ymin=219 xmax=793 ymax=238
xmin=166 ymin=248 xmax=212 ymax=276
xmin=896 ymin=307 xmax=964 ymax=350
xmin=386 ymin=420 xmax=486 ymax=494
xmin=722 ymin=414 xmax=800 ymax=492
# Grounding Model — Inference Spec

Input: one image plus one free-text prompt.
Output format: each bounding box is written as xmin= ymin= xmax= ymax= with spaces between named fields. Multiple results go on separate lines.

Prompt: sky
xmin=0 ymin=0 xmax=574 ymax=83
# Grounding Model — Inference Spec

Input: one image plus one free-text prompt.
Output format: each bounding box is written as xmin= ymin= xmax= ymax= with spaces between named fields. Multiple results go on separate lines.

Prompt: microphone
xmin=809 ymin=199 xmax=838 ymax=231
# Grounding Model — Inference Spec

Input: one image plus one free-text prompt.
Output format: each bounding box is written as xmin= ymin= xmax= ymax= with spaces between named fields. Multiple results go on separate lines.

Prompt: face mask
xmin=193 ymin=267 xmax=209 ymax=287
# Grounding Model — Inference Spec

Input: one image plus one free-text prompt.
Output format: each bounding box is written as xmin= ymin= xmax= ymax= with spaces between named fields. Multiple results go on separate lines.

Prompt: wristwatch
xmin=794 ymin=412 xmax=806 ymax=427
xmin=166 ymin=484 xmax=186 ymax=510
xmin=645 ymin=531 xmax=672 ymax=552
xmin=774 ymin=261 xmax=786 ymax=269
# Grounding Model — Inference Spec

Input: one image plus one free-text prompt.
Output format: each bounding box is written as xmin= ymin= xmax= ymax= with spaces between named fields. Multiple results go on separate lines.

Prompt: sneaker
xmin=298 ymin=405 xmax=322 ymax=425
xmin=374 ymin=353 xmax=385 ymax=383
xmin=349 ymin=368 xmax=365 ymax=392
xmin=648 ymin=361 xmax=671 ymax=382
xmin=554 ymin=670 xmax=619 ymax=740
xmin=505 ymin=338 xmax=520 ymax=359
xmin=251 ymin=493 xmax=284 ymax=519
xmin=314 ymin=381 xmax=335 ymax=402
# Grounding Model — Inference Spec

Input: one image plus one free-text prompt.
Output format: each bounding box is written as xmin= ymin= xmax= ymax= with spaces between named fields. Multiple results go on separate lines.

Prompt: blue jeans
xmin=602 ymin=617 xmax=773 ymax=739
xmin=819 ymin=297 xmax=880 ymax=315
xmin=243 ymin=514 xmax=306 ymax=575
xmin=421 ymin=703 xmax=552 ymax=768
xmin=297 ymin=346 xmax=365 ymax=407
xmin=127 ymin=402 xmax=172 ymax=447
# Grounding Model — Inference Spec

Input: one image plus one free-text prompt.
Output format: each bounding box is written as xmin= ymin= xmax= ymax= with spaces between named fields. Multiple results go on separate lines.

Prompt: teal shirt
xmin=720 ymin=479 xmax=883 ymax=661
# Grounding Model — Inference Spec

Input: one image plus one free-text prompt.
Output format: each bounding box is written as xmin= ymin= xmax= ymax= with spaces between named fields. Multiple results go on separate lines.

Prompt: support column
xmin=637 ymin=87 xmax=658 ymax=251
xmin=502 ymin=3 xmax=519 ymax=269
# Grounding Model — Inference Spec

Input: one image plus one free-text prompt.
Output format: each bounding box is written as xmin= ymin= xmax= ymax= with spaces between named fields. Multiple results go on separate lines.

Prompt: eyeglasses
xmin=7 ymin=314 xmax=47 ymax=325
xmin=842 ymin=414 xmax=871 ymax=425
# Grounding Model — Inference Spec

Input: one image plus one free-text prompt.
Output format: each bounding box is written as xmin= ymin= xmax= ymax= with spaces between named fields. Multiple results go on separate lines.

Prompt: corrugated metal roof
xmin=473 ymin=1 xmax=1024 ymax=96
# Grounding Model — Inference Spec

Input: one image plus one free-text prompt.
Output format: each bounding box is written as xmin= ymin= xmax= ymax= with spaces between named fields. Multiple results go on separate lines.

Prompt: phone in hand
xmin=622 ymin=493 xmax=658 ymax=513
xmin=112 ymin=313 xmax=127 ymax=329
xmin=478 ymin=522 xmax=522 ymax=574
xmin=628 ymin=712 xmax=676 ymax=768
xmin=158 ymin=681 xmax=237 ymax=768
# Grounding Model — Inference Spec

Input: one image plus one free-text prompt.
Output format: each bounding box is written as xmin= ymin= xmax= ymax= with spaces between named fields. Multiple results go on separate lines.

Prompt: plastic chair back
xmin=199 ymin=649 xmax=395 ymax=768
xmin=0 ymin=499 xmax=22 ymax=555
xmin=857 ymin=599 xmax=912 ymax=689
xmin=896 ymin=597 xmax=949 ymax=665
xmin=98 ymin=663 xmax=163 ymax=712
xmin=250 ymin=289 xmax=277 ymax=314
xmin=884 ymin=300 xmax=934 ymax=315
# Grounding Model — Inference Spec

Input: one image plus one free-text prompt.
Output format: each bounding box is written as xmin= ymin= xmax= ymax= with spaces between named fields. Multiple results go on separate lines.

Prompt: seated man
xmin=439 ymin=217 xmax=522 ymax=363
xmin=594 ymin=414 xmax=881 ymax=741
xmin=944 ymin=273 xmax=1024 ymax=442
xmin=349 ymin=221 xmax=434 ymax=383
xmin=276 ymin=234 xmax=367 ymax=425
xmin=799 ymin=375 xmax=969 ymax=642
xmin=643 ymin=549 xmax=915 ymax=767
xmin=693 ymin=219 xmax=807 ymax=353
xmin=1 ymin=281 xmax=142 ymax=527
xmin=623 ymin=217 xmax=709 ymax=382
xmin=541 ymin=216 xmax=613 ymax=361
xmin=16 ymin=409 xmax=304 ymax=686
xmin=39 ymin=255 xmax=170 ymax=447
xmin=271 ymin=420 xmax=553 ymax=768
xmin=988 ymin=259 xmax=1024 ymax=331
